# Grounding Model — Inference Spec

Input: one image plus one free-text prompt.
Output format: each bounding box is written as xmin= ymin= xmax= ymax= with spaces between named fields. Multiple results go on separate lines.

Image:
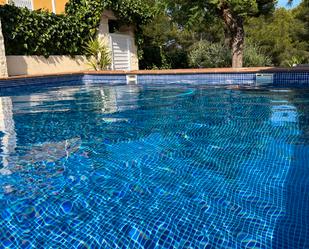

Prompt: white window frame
xmin=8 ymin=0 xmax=34 ymax=10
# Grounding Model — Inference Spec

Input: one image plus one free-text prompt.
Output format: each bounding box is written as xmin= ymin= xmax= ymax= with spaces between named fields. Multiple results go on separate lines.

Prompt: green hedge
xmin=0 ymin=0 xmax=152 ymax=56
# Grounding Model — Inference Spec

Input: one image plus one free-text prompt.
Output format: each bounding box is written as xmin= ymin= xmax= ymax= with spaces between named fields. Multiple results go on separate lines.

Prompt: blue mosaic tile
xmin=0 ymin=71 xmax=309 ymax=89
xmin=137 ymin=73 xmax=256 ymax=85
xmin=0 ymin=83 xmax=308 ymax=248
xmin=0 ymin=75 xmax=83 ymax=90
xmin=83 ymin=74 xmax=127 ymax=85
xmin=273 ymin=72 xmax=309 ymax=86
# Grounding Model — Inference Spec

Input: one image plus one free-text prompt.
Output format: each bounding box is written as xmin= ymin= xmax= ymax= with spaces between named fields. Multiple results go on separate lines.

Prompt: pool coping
xmin=1 ymin=67 xmax=309 ymax=81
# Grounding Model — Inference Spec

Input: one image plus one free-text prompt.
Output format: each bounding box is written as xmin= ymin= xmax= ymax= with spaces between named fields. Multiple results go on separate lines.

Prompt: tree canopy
xmin=1 ymin=0 xmax=308 ymax=67
xmin=140 ymin=0 xmax=309 ymax=69
xmin=162 ymin=0 xmax=279 ymax=67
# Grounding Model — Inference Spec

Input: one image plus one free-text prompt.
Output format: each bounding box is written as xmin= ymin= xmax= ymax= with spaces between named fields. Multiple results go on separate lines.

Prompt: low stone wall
xmin=6 ymin=56 xmax=90 ymax=76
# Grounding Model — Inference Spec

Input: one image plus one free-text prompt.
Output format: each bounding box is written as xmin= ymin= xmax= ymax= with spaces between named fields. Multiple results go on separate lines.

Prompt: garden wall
xmin=6 ymin=56 xmax=89 ymax=76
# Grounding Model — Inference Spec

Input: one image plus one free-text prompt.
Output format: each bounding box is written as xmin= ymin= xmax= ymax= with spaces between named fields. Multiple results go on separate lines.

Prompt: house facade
xmin=0 ymin=1 xmax=139 ymax=76
xmin=0 ymin=0 xmax=68 ymax=14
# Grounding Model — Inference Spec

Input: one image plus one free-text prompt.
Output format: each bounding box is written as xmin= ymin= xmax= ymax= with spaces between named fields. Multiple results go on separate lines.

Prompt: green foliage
xmin=84 ymin=38 xmax=111 ymax=70
xmin=139 ymin=4 xmax=225 ymax=69
xmin=188 ymin=40 xmax=272 ymax=68
xmin=139 ymin=45 xmax=172 ymax=69
xmin=245 ymin=7 xmax=309 ymax=66
xmin=243 ymin=42 xmax=273 ymax=66
xmin=188 ymin=40 xmax=231 ymax=68
xmin=294 ymin=0 xmax=309 ymax=50
xmin=161 ymin=0 xmax=281 ymax=67
xmin=0 ymin=4 xmax=100 ymax=56
xmin=0 ymin=0 xmax=153 ymax=56
xmin=286 ymin=56 xmax=303 ymax=67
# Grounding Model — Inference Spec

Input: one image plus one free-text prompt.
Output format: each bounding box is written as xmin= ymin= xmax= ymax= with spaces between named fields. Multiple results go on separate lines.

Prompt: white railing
xmin=9 ymin=0 xmax=33 ymax=10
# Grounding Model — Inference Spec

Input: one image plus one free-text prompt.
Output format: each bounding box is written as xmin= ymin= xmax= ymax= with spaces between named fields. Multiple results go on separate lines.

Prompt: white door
xmin=110 ymin=34 xmax=131 ymax=71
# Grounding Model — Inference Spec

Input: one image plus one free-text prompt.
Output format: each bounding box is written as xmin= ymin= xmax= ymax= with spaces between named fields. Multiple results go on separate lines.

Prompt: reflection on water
xmin=0 ymin=97 xmax=16 ymax=172
xmin=97 ymin=85 xmax=140 ymax=114
xmin=0 ymin=85 xmax=141 ymax=173
xmin=0 ymin=84 xmax=308 ymax=248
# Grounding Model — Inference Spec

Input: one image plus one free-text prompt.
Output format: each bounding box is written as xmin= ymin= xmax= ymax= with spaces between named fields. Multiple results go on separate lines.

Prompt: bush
xmin=0 ymin=4 xmax=103 ymax=56
xmin=139 ymin=46 xmax=171 ymax=69
xmin=243 ymin=42 xmax=273 ymax=67
xmin=188 ymin=40 xmax=272 ymax=68
xmin=188 ymin=40 xmax=231 ymax=68
xmin=84 ymin=38 xmax=111 ymax=70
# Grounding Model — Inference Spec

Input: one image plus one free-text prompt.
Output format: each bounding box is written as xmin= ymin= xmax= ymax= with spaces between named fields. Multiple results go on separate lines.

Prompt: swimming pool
xmin=0 ymin=82 xmax=308 ymax=248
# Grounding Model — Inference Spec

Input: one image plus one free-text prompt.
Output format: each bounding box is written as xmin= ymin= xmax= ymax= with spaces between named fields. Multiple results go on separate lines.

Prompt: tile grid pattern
xmin=0 ymin=72 xmax=309 ymax=88
xmin=0 ymin=85 xmax=308 ymax=248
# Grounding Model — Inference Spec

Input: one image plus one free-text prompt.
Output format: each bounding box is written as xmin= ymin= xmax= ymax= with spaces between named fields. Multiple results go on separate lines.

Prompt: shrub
xmin=188 ymin=40 xmax=231 ymax=68
xmin=243 ymin=42 xmax=273 ymax=67
xmin=84 ymin=38 xmax=111 ymax=70
xmin=188 ymin=40 xmax=272 ymax=68
xmin=0 ymin=4 xmax=102 ymax=56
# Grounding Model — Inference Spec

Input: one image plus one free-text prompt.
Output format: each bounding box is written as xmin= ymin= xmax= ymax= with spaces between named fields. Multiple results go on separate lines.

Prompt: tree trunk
xmin=221 ymin=8 xmax=245 ymax=68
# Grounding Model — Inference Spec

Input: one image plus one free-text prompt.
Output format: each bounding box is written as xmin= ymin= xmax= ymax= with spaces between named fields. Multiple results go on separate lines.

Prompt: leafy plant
xmin=188 ymin=40 xmax=231 ymax=68
xmin=163 ymin=0 xmax=283 ymax=67
xmin=243 ymin=42 xmax=273 ymax=67
xmin=84 ymin=38 xmax=111 ymax=70
xmin=286 ymin=56 xmax=303 ymax=67
xmin=245 ymin=7 xmax=309 ymax=67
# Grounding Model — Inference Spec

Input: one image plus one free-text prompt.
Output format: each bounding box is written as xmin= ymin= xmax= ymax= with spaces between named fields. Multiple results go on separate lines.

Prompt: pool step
xmin=256 ymin=73 xmax=274 ymax=85
xmin=126 ymin=74 xmax=138 ymax=85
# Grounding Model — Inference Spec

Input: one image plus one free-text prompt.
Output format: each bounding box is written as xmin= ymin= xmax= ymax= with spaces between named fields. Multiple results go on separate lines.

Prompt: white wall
xmin=0 ymin=21 xmax=8 ymax=77
xmin=6 ymin=56 xmax=89 ymax=76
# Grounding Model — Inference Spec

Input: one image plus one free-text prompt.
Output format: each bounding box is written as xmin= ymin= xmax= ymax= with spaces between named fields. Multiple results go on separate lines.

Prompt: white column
xmin=51 ymin=0 xmax=56 ymax=13
xmin=0 ymin=21 xmax=8 ymax=77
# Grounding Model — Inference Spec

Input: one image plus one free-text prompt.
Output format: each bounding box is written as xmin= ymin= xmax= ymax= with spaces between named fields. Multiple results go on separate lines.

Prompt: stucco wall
xmin=33 ymin=0 xmax=53 ymax=12
xmin=97 ymin=11 xmax=139 ymax=70
xmin=1 ymin=0 xmax=69 ymax=14
xmin=6 ymin=56 xmax=89 ymax=76
xmin=55 ymin=0 xmax=68 ymax=13
xmin=0 ymin=21 xmax=8 ymax=77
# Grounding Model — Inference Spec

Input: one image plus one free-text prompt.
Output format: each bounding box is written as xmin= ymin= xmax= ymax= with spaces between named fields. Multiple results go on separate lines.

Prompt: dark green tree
xmin=140 ymin=0 xmax=225 ymax=69
xmin=246 ymin=6 xmax=309 ymax=66
xmin=165 ymin=0 xmax=295 ymax=68
xmin=294 ymin=0 xmax=309 ymax=48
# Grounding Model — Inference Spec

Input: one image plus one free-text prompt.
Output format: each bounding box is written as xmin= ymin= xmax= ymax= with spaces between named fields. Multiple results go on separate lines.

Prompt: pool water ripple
xmin=0 ymin=84 xmax=308 ymax=248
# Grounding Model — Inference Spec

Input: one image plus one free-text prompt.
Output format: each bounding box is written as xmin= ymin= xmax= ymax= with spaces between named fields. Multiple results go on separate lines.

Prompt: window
xmin=8 ymin=0 xmax=33 ymax=10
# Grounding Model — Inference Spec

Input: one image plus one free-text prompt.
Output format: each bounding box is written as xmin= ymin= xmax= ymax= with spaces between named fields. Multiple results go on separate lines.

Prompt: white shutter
xmin=10 ymin=0 xmax=33 ymax=10
xmin=110 ymin=34 xmax=131 ymax=71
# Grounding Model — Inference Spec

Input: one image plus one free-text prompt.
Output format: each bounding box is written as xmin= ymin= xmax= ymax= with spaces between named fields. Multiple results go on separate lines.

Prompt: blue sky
xmin=277 ymin=0 xmax=301 ymax=8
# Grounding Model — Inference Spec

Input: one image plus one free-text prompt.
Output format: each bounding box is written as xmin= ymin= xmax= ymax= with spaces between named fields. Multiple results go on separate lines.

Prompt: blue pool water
xmin=0 ymin=83 xmax=308 ymax=249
